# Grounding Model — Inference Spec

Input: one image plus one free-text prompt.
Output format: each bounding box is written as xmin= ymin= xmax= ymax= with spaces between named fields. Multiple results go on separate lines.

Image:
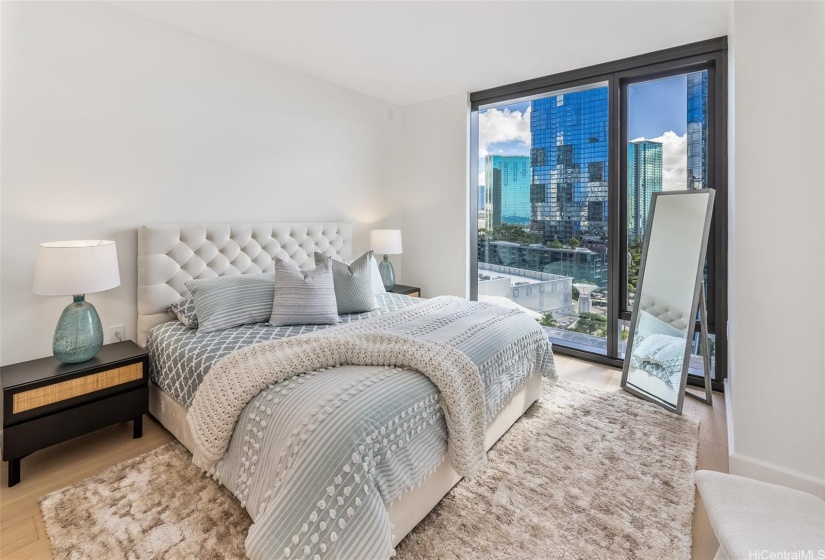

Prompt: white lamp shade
xmin=33 ymin=240 xmax=121 ymax=296
xmin=370 ymin=230 xmax=403 ymax=255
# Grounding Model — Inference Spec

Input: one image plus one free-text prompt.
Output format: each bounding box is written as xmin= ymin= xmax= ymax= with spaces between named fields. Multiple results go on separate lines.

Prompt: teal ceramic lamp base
xmin=53 ymin=295 xmax=103 ymax=364
xmin=378 ymin=255 xmax=396 ymax=291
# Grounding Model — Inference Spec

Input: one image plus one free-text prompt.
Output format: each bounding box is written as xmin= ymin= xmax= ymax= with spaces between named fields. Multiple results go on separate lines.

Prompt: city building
xmin=479 ymin=184 xmax=485 ymax=210
xmin=479 ymin=239 xmax=607 ymax=286
xmin=627 ymin=140 xmax=663 ymax=243
xmin=484 ymin=155 xmax=531 ymax=229
xmin=477 ymin=262 xmax=574 ymax=316
xmin=529 ymin=87 xmax=609 ymax=246
xmin=687 ymin=71 xmax=708 ymax=190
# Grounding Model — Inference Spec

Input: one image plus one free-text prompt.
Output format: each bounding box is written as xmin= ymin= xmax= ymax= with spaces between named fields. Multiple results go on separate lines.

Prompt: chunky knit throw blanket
xmin=187 ymin=296 xmax=554 ymax=478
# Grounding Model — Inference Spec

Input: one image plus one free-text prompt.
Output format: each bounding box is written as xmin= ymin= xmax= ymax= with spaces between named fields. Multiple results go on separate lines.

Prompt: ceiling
xmin=113 ymin=1 xmax=730 ymax=107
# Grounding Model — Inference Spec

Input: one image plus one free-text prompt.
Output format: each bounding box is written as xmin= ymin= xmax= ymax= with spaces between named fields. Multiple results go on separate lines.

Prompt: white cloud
xmin=478 ymin=106 xmax=531 ymax=155
xmin=632 ymin=130 xmax=687 ymax=191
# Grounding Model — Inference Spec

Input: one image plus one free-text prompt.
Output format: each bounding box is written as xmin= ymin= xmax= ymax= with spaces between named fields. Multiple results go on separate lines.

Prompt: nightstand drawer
xmin=2 ymin=386 xmax=148 ymax=460
xmin=12 ymin=362 xmax=144 ymax=414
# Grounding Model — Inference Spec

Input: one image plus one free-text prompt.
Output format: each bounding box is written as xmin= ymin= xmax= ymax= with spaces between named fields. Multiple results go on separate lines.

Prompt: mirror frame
xmin=620 ymin=189 xmax=716 ymax=414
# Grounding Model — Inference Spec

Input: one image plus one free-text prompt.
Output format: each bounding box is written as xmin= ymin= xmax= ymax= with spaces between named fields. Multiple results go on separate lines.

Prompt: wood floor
xmin=0 ymin=356 xmax=727 ymax=559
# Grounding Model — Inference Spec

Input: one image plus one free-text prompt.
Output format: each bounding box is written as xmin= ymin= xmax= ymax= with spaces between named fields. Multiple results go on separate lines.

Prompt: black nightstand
xmin=390 ymin=284 xmax=421 ymax=298
xmin=1 ymin=341 xmax=148 ymax=487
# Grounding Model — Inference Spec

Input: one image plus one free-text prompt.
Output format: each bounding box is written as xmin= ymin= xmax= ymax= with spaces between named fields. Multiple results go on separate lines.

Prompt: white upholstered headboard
xmin=137 ymin=222 xmax=352 ymax=346
xmin=638 ymin=294 xmax=690 ymax=332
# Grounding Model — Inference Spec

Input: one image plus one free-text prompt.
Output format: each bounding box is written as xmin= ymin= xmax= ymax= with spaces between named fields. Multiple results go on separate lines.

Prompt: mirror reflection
xmin=623 ymin=190 xmax=714 ymax=411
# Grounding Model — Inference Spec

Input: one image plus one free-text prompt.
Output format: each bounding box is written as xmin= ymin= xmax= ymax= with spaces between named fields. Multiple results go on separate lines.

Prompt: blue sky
xmin=627 ymin=75 xmax=687 ymax=138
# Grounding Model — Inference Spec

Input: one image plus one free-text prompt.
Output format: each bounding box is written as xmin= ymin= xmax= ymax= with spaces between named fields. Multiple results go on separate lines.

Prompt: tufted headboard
xmin=137 ymin=222 xmax=352 ymax=346
xmin=638 ymin=294 xmax=690 ymax=332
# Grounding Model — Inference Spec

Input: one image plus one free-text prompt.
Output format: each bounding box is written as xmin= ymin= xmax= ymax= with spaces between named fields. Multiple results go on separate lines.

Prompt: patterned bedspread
xmin=187 ymin=297 xmax=556 ymax=560
xmin=147 ymin=293 xmax=421 ymax=407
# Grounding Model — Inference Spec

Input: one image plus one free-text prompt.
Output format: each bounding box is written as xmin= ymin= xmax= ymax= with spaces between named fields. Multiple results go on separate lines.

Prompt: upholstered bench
xmin=696 ymin=470 xmax=825 ymax=560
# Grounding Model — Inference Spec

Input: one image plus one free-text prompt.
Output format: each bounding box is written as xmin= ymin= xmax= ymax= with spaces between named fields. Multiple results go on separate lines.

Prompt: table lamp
xmin=33 ymin=240 xmax=121 ymax=364
xmin=369 ymin=229 xmax=402 ymax=291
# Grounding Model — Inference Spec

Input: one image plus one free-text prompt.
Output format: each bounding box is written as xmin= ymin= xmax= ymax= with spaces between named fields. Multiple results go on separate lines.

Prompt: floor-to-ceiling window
xmin=470 ymin=38 xmax=728 ymax=390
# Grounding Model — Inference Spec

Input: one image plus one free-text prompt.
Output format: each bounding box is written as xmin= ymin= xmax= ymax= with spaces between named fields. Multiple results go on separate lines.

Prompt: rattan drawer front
xmin=12 ymin=363 xmax=144 ymax=414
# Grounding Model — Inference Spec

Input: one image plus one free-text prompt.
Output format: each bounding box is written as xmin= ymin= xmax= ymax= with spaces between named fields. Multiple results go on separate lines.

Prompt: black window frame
xmin=470 ymin=37 xmax=728 ymax=391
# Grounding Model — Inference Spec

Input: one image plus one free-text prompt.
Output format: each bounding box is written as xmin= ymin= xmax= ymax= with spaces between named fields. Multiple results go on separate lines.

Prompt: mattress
xmin=148 ymin=292 xmax=421 ymax=408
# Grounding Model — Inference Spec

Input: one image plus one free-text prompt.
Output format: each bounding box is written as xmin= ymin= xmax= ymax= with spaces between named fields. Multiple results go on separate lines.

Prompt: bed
xmin=138 ymin=222 xmax=555 ymax=559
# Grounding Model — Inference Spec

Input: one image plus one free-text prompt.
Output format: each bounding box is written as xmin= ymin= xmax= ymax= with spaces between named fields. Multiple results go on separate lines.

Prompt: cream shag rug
xmin=41 ymin=380 xmax=699 ymax=559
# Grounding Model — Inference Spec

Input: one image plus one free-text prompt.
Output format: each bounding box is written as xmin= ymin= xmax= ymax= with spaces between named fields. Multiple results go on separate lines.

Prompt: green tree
xmin=547 ymin=239 xmax=563 ymax=249
xmin=570 ymin=312 xmax=607 ymax=337
xmin=487 ymin=224 xmax=541 ymax=245
xmin=627 ymin=239 xmax=643 ymax=300
xmin=538 ymin=314 xmax=558 ymax=328
xmin=569 ymin=237 xmax=581 ymax=249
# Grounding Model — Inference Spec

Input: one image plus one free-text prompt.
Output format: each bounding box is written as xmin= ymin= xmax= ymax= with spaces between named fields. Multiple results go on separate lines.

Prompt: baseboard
xmin=728 ymin=453 xmax=825 ymax=499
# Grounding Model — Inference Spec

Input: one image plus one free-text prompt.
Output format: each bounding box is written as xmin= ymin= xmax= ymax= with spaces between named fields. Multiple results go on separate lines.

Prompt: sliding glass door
xmin=620 ymin=66 xmax=721 ymax=381
xmin=470 ymin=39 xmax=728 ymax=389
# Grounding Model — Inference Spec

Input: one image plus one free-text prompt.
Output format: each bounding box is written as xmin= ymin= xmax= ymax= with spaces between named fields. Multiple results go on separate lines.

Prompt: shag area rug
xmin=41 ymin=379 xmax=699 ymax=559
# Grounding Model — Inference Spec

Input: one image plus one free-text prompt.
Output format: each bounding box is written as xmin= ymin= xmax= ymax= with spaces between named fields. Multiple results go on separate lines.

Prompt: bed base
xmin=148 ymin=372 xmax=544 ymax=546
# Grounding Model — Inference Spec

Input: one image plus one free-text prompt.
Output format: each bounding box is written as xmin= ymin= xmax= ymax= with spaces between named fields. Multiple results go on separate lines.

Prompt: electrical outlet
xmin=108 ymin=324 xmax=125 ymax=344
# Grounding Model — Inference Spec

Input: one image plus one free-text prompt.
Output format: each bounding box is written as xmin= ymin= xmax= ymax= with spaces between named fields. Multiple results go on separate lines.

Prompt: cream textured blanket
xmin=187 ymin=296 xmax=554 ymax=478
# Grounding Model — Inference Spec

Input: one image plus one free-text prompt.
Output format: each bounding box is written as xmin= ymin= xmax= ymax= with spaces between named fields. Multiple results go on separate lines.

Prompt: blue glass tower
xmin=687 ymin=71 xmax=708 ymax=190
xmin=529 ymin=86 xmax=609 ymax=245
xmin=628 ymin=140 xmax=663 ymax=243
xmin=484 ymin=155 xmax=531 ymax=228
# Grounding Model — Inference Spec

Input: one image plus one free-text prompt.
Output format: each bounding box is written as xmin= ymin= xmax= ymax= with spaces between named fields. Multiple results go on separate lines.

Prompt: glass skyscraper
xmin=627 ymin=140 xmax=663 ymax=243
xmin=529 ymin=86 xmax=609 ymax=246
xmin=484 ymin=155 xmax=531 ymax=228
xmin=687 ymin=71 xmax=708 ymax=190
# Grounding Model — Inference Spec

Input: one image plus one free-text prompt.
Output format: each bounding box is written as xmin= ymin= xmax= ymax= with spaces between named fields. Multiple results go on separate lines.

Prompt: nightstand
xmin=390 ymin=284 xmax=421 ymax=298
xmin=1 ymin=341 xmax=148 ymax=487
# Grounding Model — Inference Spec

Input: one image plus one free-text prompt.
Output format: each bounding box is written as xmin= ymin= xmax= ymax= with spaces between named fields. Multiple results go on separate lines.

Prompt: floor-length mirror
xmin=621 ymin=189 xmax=715 ymax=413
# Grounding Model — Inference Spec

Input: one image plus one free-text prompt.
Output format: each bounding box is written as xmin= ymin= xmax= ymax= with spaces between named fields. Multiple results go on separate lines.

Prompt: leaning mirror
xmin=621 ymin=189 xmax=715 ymax=414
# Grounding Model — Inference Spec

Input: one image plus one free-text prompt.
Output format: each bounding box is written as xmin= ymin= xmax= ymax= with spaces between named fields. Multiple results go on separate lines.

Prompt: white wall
xmin=727 ymin=0 xmax=825 ymax=497
xmin=398 ymin=93 xmax=470 ymax=298
xmin=0 ymin=2 xmax=402 ymax=365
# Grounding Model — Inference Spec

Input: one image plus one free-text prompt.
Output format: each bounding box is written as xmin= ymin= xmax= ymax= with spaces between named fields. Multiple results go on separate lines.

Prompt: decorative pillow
xmin=269 ymin=259 xmax=339 ymax=326
xmin=629 ymin=333 xmax=687 ymax=388
xmin=634 ymin=309 xmax=684 ymax=344
xmin=316 ymin=251 xmax=378 ymax=314
xmin=343 ymin=253 xmax=385 ymax=296
xmin=186 ymin=273 xmax=275 ymax=334
xmin=168 ymin=297 xmax=198 ymax=329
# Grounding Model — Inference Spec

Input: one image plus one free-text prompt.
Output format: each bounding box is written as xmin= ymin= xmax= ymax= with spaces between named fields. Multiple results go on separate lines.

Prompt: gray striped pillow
xmin=269 ymin=259 xmax=339 ymax=326
xmin=186 ymin=273 xmax=275 ymax=333
xmin=315 ymin=251 xmax=378 ymax=314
